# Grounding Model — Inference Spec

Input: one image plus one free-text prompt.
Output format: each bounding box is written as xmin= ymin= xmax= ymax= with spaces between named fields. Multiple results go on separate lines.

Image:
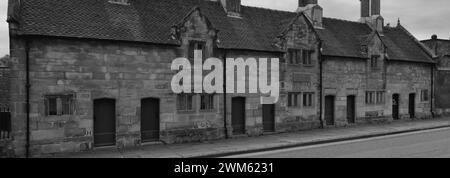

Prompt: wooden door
xmin=409 ymin=93 xmax=415 ymax=118
xmin=94 ymin=99 xmax=116 ymax=147
xmin=232 ymin=97 xmax=246 ymax=135
xmin=262 ymin=104 xmax=275 ymax=132
xmin=325 ymin=96 xmax=335 ymax=126
xmin=393 ymin=94 xmax=400 ymax=120
xmin=347 ymin=96 xmax=356 ymax=124
xmin=141 ymin=98 xmax=160 ymax=142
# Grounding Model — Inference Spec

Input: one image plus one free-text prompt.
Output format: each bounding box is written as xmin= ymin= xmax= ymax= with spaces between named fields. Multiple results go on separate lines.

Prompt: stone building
xmin=0 ymin=55 xmax=12 ymax=157
xmin=0 ymin=55 xmax=9 ymax=107
xmin=319 ymin=0 xmax=435 ymax=126
xmin=6 ymin=0 xmax=434 ymax=157
xmin=422 ymin=35 xmax=450 ymax=116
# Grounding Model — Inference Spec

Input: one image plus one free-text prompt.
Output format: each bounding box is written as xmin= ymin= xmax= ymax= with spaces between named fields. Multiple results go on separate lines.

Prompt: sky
xmin=0 ymin=0 xmax=449 ymax=56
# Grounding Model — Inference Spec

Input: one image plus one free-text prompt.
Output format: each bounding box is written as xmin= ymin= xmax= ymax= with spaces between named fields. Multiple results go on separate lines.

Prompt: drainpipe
xmin=318 ymin=41 xmax=324 ymax=129
xmin=24 ymin=38 xmax=31 ymax=158
xmin=431 ymin=63 xmax=434 ymax=118
xmin=222 ymin=50 xmax=228 ymax=139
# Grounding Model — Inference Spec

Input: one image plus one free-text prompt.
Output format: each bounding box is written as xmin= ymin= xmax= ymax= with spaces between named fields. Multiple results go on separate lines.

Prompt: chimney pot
xmin=297 ymin=0 xmax=322 ymax=28
xmin=431 ymin=34 xmax=438 ymax=40
xmin=299 ymin=0 xmax=318 ymax=7
xmin=371 ymin=0 xmax=380 ymax=15
xmin=220 ymin=0 xmax=241 ymax=17
xmin=360 ymin=0 xmax=383 ymax=33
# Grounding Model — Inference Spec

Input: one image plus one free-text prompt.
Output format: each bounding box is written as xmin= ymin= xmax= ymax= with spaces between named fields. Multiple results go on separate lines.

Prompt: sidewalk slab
xmin=54 ymin=118 xmax=450 ymax=158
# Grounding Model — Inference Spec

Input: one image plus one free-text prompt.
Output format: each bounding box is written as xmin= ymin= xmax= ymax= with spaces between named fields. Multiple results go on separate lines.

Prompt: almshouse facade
xmin=3 ymin=0 xmax=435 ymax=157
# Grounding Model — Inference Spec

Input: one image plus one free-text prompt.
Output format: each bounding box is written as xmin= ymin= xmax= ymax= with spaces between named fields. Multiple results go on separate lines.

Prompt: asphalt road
xmin=227 ymin=127 xmax=450 ymax=158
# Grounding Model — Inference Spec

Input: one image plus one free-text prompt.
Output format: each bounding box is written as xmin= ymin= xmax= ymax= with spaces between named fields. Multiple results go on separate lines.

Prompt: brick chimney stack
xmin=219 ymin=0 xmax=242 ymax=17
xmin=360 ymin=0 xmax=384 ymax=33
xmin=297 ymin=0 xmax=323 ymax=28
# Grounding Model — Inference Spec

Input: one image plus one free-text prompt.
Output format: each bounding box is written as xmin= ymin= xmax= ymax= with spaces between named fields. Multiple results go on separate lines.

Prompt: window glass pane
xmin=294 ymin=94 xmax=298 ymax=107
xmin=287 ymin=94 xmax=292 ymax=107
xmin=61 ymin=96 xmax=73 ymax=115
xmin=290 ymin=50 xmax=295 ymax=64
xmin=187 ymin=95 xmax=193 ymax=110
xmin=200 ymin=94 xmax=214 ymax=110
xmin=48 ymin=97 xmax=57 ymax=115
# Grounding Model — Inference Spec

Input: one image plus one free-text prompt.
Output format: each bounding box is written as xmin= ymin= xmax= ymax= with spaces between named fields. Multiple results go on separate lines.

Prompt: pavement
xmin=230 ymin=127 xmax=450 ymax=158
xmin=54 ymin=118 xmax=450 ymax=158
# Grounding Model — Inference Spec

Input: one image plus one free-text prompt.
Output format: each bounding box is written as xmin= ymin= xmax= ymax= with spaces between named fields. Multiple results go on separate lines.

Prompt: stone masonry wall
xmin=9 ymin=8 xmax=227 ymax=157
xmin=0 ymin=56 xmax=12 ymax=157
xmin=386 ymin=61 xmax=433 ymax=120
xmin=279 ymin=15 xmax=322 ymax=132
xmin=9 ymin=37 xmax=226 ymax=156
xmin=322 ymin=57 xmax=373 ymax=126
xmin=323 ymin=58 xmax=433 ymax=126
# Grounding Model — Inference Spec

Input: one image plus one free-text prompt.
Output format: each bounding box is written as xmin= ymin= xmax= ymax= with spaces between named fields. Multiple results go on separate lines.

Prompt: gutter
xmin=222 ymin=50 xmax=228 ymax=139
xmin=431 ymin=63 xmax=435 ymax=117
xmin=318 ymin=41 xmax=324 ymax=129
xmin=24 ymin=38 xmax=31 ymax=158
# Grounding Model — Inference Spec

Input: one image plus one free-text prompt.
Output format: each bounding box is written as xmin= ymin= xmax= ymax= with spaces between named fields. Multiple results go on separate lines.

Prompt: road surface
xmin=226 ymin=127 xmax=450 ymax=158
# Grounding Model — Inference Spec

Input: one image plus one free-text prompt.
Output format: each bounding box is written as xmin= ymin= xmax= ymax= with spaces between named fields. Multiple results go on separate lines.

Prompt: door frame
xmin=140 ymin=97 xmax=161 ymax=143
xmin=324 ymin=95 xmax=335 ymax=126
xmin=93 ymin=98 xmax=116 ymax=147
xmin=262 ymin=104 xmax=276 ymax=132
xmin=231 ymin=97 xmax=246 ymax=135
xmin=392 ymin=94 xmax=400 ymax=120
xmin=346 ymin=95 xmax=356 ymax=124
xmin=409 ymin=93 xmax=416 ymax=118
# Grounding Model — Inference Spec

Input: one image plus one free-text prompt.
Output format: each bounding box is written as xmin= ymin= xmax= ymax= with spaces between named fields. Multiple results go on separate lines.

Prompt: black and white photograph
xmin=1 ymin=0 xmax=450 ymax=170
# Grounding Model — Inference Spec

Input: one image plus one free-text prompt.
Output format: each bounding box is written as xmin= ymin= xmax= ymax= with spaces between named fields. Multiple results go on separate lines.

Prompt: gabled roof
xmin=11 ymin=0 xmax=433 ymax=63
xmin=316 ymin=18 xmax=373 ymax=58
xmin=382 ymin=25 xmax=434 ymax=63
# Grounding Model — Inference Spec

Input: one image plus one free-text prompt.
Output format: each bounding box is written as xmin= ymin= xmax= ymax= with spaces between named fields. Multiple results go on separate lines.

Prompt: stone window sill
xmin=177 ymin=110 xmax=196 ymax=114
xmin=199 ymin=109 xmax=217 ymax=113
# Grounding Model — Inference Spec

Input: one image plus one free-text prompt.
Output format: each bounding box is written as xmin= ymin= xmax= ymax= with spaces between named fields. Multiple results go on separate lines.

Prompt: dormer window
xmin=361 ymin=45 xmax=368 ymax=55
xmin=302 ymin=50 xmax=313 ymax=66
xmin=370 ymin=55 xmax=380 ymax=69
xmin=188 ymin=41 xmax=206 ymax=62
xmin=287 ymin=49 xmax=314 ymax=66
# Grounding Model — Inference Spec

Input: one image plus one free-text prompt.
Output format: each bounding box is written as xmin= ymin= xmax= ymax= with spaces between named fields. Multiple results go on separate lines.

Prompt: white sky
xmin=0 ymin=0 xmax=449 ymax=56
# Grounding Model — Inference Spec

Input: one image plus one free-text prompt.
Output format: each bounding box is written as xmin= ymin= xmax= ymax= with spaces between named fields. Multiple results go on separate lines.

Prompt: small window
xmin=200 ymin=94 xmax=215 ymax=111
xmin=188 ymin=41 xmax=206 ymax=61
xmin=421 ymin=90 xmax=429 ymax=102
xmin=365 ymin=91 xmax=375 ymax=105
xmin=376 ymin=91 xmax=385 ymax=104
xmin=45 ymin=95 xmax=75 ymax=116
xmin=288 ymin=93 xmax=300 ymax=107
xmin=288 ymin=49 xmax=297 ymax=64
xmin=302 ymin=50 xmax=313 ymax=66
xmin=287 ymin=49 xmax=314 ymax=65
xmin=370 ymin=55 xmax=379 ymax=69
xmin=366 ymin=91 xmax=385 ymax=105
xmin=303 ymin=93 xmax=314 ymax=107
xmin=177 ymin=93 xmax=194 ymax=111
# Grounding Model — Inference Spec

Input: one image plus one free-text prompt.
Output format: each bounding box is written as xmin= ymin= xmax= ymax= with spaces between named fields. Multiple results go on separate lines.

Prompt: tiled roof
xmin=13 ymin=0 xmax=433 ymax=62
xmin=317 ymin=18 xmax=373 ymax=58
xmin=382 ymin=26 xmax=434 ymax=62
